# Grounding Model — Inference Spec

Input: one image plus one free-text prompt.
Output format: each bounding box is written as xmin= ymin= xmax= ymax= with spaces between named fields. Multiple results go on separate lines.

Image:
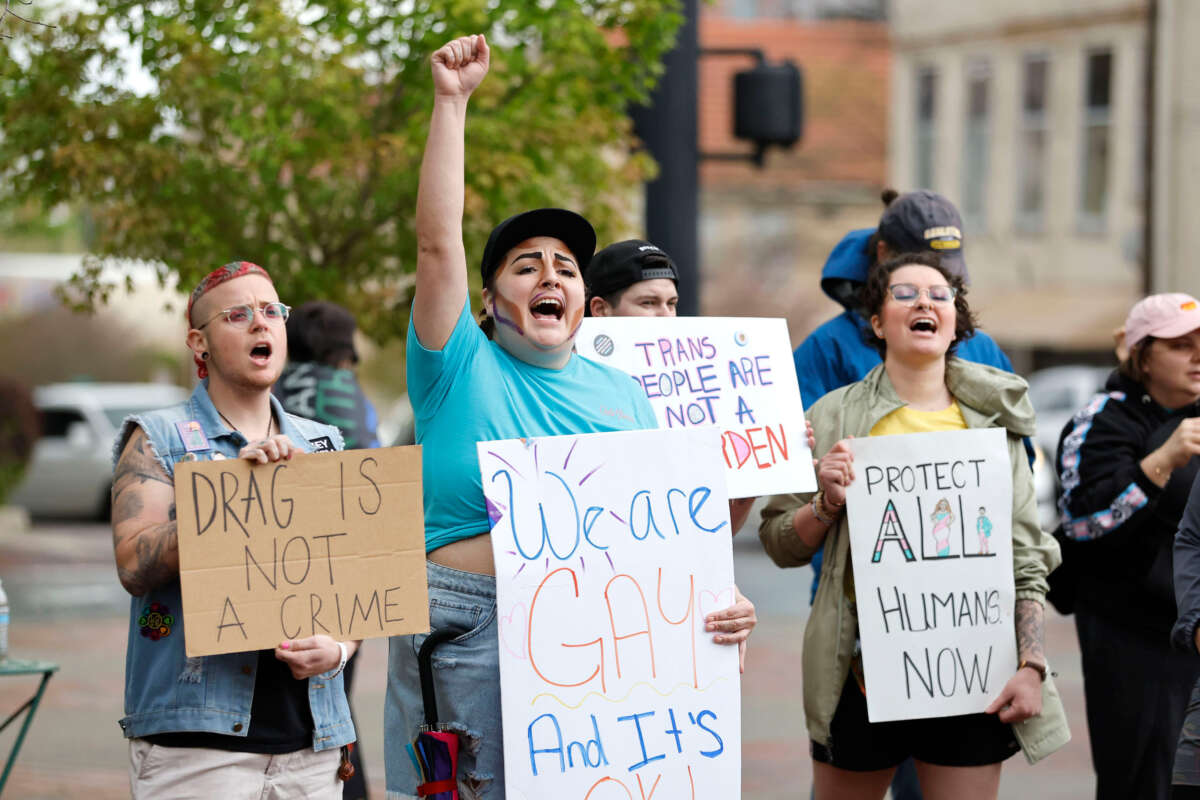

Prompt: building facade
xmin=890 ymin=0 xmax=1198 ymax=361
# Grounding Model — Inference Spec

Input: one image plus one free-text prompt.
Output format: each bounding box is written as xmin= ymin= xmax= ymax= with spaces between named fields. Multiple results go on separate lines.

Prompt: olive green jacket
xmin=759 ymin=358 xmax=1070 ymax=764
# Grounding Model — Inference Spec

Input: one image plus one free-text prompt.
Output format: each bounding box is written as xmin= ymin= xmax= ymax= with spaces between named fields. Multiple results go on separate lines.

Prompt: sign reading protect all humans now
xmin=479 ymin=428 xmax=741 ymax=799
xmin=174 ymin=447 xmax=429 ymax=657
xmin=845 ymin=428 xmax=1017 ymax=722
xmin=576 ymin=317 xmax=815 ymax=498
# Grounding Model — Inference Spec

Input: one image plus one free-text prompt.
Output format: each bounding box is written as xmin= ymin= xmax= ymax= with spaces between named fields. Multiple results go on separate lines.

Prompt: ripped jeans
xmin=385 ymin=562 xmax=502 ymax=800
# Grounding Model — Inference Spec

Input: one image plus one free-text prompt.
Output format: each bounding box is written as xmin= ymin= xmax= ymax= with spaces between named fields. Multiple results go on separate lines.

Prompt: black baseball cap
xmin=878 ymin=189 xmax=967 ymax=278
xmin=479 ymin=208 xmax=596 ymax=284
xmin=586 ymin=239 xmax=678 ymax=300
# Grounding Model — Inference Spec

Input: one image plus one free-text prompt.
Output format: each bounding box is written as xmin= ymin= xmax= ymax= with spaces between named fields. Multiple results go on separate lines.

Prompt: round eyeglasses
xmin=886 ymin=283 xmax=958 ymax=306
xmin=196 ymin=302 xmax=291 ymax=329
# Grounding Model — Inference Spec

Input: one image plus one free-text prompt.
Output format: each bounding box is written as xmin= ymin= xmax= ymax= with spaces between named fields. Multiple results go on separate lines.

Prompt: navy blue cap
xmin=480 ymin=208 xmax=596 ymax=284
xmin=878 ymin=190 xmax=967 ymax=278
xmin=586 ymin=239 xmax=678 ymax=300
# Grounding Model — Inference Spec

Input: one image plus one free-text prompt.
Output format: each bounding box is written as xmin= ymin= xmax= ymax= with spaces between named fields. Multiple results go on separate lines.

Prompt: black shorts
xmin=810 ymin=673 xmax=1021 ymax=771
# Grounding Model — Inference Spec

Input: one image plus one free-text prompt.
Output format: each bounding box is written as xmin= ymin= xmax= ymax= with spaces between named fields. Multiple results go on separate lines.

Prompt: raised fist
xmin=431 ymin=34 xmax=490 ymax=99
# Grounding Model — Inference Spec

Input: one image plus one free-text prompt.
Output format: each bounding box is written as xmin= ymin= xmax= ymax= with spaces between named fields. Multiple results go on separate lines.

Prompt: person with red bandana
xmin=110 ymin=261 xmax=357 ymax=798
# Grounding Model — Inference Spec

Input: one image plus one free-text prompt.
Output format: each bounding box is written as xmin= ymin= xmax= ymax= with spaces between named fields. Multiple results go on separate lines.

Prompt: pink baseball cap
xmin=1124 ymin=293 xmax=1200 ymax=349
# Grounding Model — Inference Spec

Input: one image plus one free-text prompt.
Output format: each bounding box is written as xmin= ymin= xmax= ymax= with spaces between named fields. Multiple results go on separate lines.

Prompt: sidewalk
xmin=0 ymin=521 xmax=1096 ymax=798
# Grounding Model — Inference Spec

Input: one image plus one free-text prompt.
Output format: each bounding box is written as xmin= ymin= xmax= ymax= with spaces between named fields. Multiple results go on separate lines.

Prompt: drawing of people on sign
xmin=929 ymin=498 xmax=955 ymax=556
xmin=977 ymin=506 xmax=993 ymax=555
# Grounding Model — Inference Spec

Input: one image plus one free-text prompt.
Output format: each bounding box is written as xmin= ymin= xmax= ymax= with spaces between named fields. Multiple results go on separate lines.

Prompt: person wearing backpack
xmin=1057 ymin=293 xmax=1200 ymax=799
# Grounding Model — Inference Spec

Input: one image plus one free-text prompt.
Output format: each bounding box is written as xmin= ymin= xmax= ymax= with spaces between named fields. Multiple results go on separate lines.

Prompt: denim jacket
xmin=111 ymin=380 xmax=353 ymax=751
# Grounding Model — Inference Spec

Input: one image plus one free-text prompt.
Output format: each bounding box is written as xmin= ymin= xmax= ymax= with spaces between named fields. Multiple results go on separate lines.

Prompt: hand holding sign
xmin=237 ymin=433 xmax=299 ymax=464
xmin=817 ymin=438 xmax=855 ymax=507
xmin=275 ymin=636 xmax=354 ymax=680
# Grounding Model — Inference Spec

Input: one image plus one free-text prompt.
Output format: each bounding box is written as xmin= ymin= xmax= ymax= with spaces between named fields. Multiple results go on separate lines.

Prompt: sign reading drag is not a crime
xmin=174 ymin=447 xmax=429 ymax=657
xmin=845 ymin=428 xmax=1017 ymax=722
xmin=576 ymin=316 xmax=814 ymax=498
xmin=480 ymin=427 xmax=741 ymax=800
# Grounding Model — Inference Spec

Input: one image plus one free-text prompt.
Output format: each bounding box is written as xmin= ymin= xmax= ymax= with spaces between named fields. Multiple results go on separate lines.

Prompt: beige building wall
xmin=1157 ymin=0 xmax=1200 ymax=298
xmin=889 ymin=1 xmax=1148 ymax=351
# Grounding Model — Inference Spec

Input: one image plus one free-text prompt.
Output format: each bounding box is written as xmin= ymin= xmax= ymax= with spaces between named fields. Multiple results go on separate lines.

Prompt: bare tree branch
xmin=0 ymin=0 xmax=55 ymax=39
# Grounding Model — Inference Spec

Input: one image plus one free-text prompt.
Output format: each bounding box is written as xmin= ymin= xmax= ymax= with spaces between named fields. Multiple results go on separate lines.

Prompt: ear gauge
xmin=201 ymin=352 xmax=209 ymax=360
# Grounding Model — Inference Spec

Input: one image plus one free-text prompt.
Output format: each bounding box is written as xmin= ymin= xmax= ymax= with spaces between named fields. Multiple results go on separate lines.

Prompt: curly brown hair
xmin=859 ymin=251 xmax=977 ymax=357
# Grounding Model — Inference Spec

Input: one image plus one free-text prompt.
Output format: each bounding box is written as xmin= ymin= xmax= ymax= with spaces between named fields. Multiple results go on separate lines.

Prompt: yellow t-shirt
xmin=847 ymin=400 xmax=969 ymax=691
xmin=869 ymin=400 xmax=967 ymax=436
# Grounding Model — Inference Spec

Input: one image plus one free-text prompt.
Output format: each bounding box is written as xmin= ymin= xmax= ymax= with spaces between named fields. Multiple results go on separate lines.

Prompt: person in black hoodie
xmin=1056 ymin=292 xmax=1200 ymax=800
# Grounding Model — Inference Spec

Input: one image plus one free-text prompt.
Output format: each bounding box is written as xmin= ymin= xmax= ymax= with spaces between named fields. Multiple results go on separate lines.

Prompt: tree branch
xmin=0 ymin=0 xmax=55 ymax=39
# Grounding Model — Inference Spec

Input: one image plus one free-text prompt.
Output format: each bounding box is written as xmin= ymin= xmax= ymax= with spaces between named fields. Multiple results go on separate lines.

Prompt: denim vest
xmin=112 ymin=381 xmax=354 ymax=751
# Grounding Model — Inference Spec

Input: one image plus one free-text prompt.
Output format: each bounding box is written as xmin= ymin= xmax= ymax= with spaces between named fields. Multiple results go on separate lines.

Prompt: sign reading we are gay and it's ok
xmin=845 ymin=428 xmax=1017 ymax=722
xmin=576 ymin=317 xmax=814 ymax=498
xmin=479 ymin=427 xmax=741 ymax=800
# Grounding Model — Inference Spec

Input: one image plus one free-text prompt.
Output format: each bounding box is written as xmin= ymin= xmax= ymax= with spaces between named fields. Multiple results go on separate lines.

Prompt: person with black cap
xmin=585 ymin=239 xmax=679 ymax=317
xmin=383 ymin=35 xmax=758 ymax=799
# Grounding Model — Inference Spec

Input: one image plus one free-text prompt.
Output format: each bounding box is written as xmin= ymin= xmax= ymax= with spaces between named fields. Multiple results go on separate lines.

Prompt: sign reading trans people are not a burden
xmin=844 ymin=428 xmax=1017 ymax=723
xmin=480 ymin=427 xmax=741 ymax=800
xmin=576 ymin=316 xmax=814 ymax=498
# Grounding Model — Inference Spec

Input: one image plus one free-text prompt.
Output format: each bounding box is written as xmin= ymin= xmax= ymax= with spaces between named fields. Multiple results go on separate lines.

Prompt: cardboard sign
xmin=576 ymin=316 xmax=814 ymax=498
xmin=174 ymin=447 xmax=429 ymax=657
xmin=479 ymin=428 xmax=741 ymax=799
xmin=844 ymin=428 xmax=1017 ymax=722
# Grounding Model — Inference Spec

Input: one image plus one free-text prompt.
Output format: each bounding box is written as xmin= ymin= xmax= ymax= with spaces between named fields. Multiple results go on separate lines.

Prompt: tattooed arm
xmin=111 ymin=426 xmax=178 ymax=597
xmin=984 ymin=599 xmax=1046 ymax=723
xmin=1015 ymin=598 xmax=1046 ymax=665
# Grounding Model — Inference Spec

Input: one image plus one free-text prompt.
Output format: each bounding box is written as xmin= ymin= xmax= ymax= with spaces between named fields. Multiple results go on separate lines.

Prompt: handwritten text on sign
xmin=576 ymin=317 xmax=814 ymax=498
xmin=175 ymin=447 xmax=429 ymax=657
xmin=479 ymin=428 xmax=741 ymax=799
xmin=845 ymin=428 xmax=1016 ymax=722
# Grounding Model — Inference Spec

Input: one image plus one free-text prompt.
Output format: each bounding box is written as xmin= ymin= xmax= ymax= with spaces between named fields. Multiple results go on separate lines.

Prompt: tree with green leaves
xmin=0 ymin=0 xmax=681 ymax=342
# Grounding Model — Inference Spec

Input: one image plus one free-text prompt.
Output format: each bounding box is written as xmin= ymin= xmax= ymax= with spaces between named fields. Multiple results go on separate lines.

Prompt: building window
xmin=1080 ymin=48 xmax=1113 ymax=232
xmin=962 ymin=59 xmax=991 ymax=232
xmin=1016 ymin=54 xmax=1049 ymax=233
xmin=915 ymin=66 xmax=938 ymax=189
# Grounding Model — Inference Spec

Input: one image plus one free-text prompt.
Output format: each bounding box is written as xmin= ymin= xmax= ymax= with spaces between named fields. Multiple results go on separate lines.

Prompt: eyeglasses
xmin=886 ymin=283 xmax=958 ymax=306
xmin=196 ymin=302 xmax=291 ymax=329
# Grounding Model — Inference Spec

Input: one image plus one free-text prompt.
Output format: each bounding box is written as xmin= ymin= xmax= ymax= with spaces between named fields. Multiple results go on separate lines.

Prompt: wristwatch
xmin=1019 ymin=658 xmax=1048 ymax=682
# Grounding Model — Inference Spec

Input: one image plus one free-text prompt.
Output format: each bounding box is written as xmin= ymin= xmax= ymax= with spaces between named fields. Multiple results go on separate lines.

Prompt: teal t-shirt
xmin=408 ymin=301 xmax=659 ymax=551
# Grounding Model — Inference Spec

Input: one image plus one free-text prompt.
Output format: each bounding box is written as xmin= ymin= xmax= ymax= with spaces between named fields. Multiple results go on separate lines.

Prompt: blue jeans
xmin=385 ymin=562 xmax=502 ymax=800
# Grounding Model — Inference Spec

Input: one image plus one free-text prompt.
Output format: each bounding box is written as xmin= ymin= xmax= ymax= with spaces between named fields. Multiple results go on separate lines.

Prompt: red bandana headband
xmin=187 ymin=261 xmax=272 ymax=378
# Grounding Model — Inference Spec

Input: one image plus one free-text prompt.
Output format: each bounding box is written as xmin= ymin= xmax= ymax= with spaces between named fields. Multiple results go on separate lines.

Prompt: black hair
xmin=478 ymin=274 xmax=497 ymax=339
xmin=286 ymin=301 xmax=358 ymax=367
xmin=859 ymin=251 xmax=977 ymax=357
xmin=874 ymin=187 xmax=901 ymax=254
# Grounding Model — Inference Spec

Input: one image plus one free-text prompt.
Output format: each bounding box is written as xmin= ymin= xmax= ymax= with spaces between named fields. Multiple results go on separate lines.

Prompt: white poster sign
xmin=479 ymin=428 xmax=741 ymax=800
xmin=576 ymin=316 xmax=814 ymax=498
xmin=845 ymin=428 xmax=1017 ymax=722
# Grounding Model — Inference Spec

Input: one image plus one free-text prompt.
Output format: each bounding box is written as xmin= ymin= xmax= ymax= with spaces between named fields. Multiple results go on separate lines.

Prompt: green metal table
xmin=0 ymin=658 xmax=58 ymax=795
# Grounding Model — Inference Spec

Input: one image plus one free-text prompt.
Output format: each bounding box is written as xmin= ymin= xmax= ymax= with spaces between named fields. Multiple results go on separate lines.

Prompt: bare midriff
xmin=427 ymin=532 xmax=496 ymax=576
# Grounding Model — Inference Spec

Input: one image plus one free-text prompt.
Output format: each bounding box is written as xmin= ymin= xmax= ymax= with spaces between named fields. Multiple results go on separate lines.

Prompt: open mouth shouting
xmin=909 ymin=315 xmax=939 ymax=335
xmin=529 ymin=293 xmax=565 ymax=322
xmin=249 ymin=341 xmax=274 ymax=365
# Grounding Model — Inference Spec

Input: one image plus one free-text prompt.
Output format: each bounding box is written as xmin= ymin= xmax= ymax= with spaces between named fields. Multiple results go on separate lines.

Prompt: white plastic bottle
xmin=0 ymin=578 xmax=9 ymax=661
